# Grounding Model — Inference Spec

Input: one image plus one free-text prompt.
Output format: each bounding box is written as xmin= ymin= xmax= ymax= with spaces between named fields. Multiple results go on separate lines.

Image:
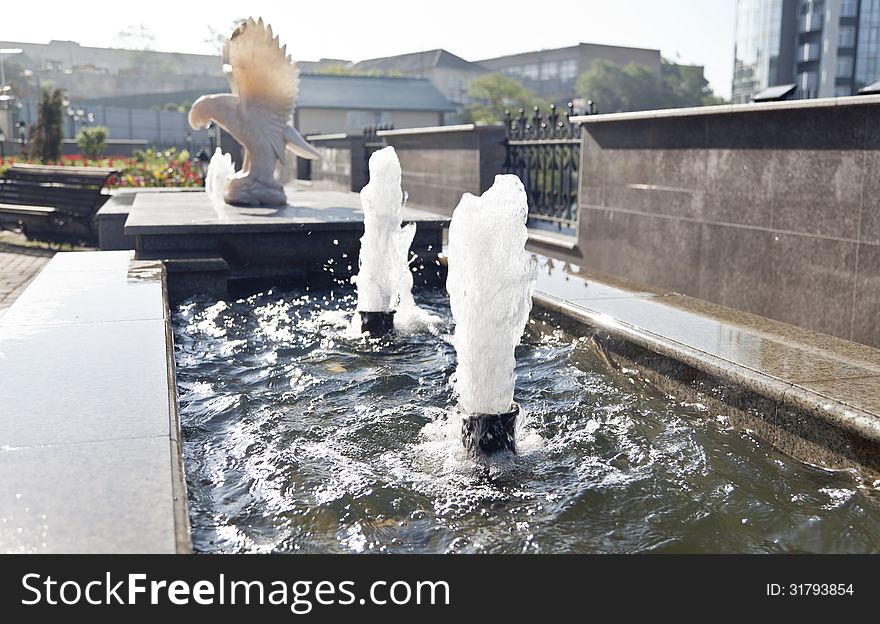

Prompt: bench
xmin=0 ymin=164 xmax=118 ymax=244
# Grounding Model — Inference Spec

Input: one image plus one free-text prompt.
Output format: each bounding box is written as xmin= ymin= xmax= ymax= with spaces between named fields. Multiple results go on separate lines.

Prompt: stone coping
xmin=0 ymin=250 xmax=190 ymax=553
xmin=305 ymin=132 xmax=349 ymax=141
xmin=531 ymin=257 xmax=880 ymax=447
xmin=569 ymin=93 xmax=880 ymax=124
xmin=124 ymin=188 xmax=449 ymax=236
xmin=377 ymin=123 xmax=477 ymax=136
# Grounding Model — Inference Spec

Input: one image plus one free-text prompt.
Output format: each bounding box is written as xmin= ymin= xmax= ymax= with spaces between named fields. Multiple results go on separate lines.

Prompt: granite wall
xmin=567 ymin=97 xmax=880 ymax=347
xmin=380 ymin=125 xmax=506 ymax=217
xmin=301 ymin=125 xmax=507 ymax=215
xmin=301 ymin=135 xmax=367 ymax=193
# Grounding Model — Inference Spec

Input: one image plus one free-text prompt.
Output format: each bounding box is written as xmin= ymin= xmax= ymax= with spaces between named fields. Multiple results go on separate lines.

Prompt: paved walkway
xmin=0 ymin=235 xmax=55 ymax=313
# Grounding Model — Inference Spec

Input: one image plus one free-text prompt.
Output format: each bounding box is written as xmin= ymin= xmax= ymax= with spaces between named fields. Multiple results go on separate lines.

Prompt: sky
xmin=0 ymin=0 xmax=738 ymax=99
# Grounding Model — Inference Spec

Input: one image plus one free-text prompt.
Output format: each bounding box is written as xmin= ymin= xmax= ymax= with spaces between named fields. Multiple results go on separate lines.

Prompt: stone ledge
xmin=531 ymin=258 xmax=880 ymax=478
xmin=0 ymin=250 xmax=191 ymax=553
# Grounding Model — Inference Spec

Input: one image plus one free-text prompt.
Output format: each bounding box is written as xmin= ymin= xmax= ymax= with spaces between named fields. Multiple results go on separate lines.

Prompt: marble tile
xmin=696 ymin=223 xmax=775 ymax=319
xmin=0 ymin=320 xmax=172 ymax=447
xmin=126 ymin=189 xmax=448 ymax=235
xmin=43 ymin=250 xmax=134 ymax=274
xmin=577 ymin=208 xmax=703 ymax=295
xmin=792 ymin=376 xmax=880 ymax=418
xmin=695 ymin=228 xmax=859 ymax=341
xmin=564 ymin=296 xmax=880 ymax=384
xmin=764 ymin=232 xmax=857 ymax=340
xmin=0 ymin=266 xmax=164 ymax=326
xmin=772 ymin=405 xmax=880 ymax=475
xmin=858 ymin=150 xmax=880 ymax=245
xmin=851 ymin=242 xmax=880 ymax=347
xmin=587 ymin=115 xmax=707 ymax=150
xmin=701 ymin=150 xmax=777 ymax=228
xmin=665 ymin=291 xmax=880 ymax=367
xmin=599 ymin=148 xmax=705 ymax=219
xmin=532 ymin=255 xmax=661 ymax=301
xmin=0 ymin=437 xmax=176 ymax=553
xmin=769 ymin=150 xmax=863 ymax=240
xmin=708 ymin=104 xmax=868 ymax=151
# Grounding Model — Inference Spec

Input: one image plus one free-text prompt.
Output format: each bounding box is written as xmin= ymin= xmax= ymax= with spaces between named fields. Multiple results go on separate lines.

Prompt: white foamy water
xmin=447 ymin=174 xmax=537 ymax=415
xmin=205 ymin=148 xmax=235 ymax=212
xmin=354 ymin=146 xmax=439 ymax=332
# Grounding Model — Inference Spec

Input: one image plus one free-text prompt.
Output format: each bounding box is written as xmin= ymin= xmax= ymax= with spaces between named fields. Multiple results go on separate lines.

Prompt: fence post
xmin=502 ymin=102 xmax=583 ymax=232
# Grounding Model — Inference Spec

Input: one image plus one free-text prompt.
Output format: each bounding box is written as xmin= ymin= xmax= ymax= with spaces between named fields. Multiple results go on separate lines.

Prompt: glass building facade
xmin=856 ymin=0 xmax=880 ymax=86
xmin=733 ymin=0 xmax=880 ymax=101
xmin=732 ymin=0 xmax=787 ymax=103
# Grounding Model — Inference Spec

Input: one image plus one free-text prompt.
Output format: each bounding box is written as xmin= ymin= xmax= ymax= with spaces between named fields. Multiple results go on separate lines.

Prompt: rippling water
xmin=172 ymin=287 xmax=880 ymax=553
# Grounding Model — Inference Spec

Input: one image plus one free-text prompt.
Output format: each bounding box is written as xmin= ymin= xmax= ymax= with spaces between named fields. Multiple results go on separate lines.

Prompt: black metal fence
xmin=503 ymin=102 xmax=591 ymax=232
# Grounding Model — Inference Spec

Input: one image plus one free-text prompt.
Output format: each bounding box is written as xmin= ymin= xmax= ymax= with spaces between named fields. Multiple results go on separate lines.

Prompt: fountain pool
xmin=173 ymin=287 xmax=880 ymax=554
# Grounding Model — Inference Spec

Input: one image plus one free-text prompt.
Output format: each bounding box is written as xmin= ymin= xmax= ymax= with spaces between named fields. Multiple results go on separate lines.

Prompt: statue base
xmin=359 ymin=310 xmax=395 ymax=336
xmin=224 ymin=175 xmax=287 ymax=207
xmin=460 ymin=404 xmax=519 ymax=457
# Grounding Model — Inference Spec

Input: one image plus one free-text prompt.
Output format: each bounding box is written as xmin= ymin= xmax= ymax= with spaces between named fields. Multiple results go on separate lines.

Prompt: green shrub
xmin=76 ymin=125 xmax=109 ymax=160
xmin=30 ymin=86 xmax=64 ymax=162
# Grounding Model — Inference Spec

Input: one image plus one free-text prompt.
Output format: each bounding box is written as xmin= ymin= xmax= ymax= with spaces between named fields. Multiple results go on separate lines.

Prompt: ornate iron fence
xmin=503 ymin=102 xmax=592 ymax=231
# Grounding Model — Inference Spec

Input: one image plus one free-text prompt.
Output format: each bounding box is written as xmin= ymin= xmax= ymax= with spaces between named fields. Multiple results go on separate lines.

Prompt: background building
xmin=11 ymin=74 xmax=454 ymax=151
xmin=0 ymin=38 xmax=226 ymax=100
xmin=732 ymin=0 xmax=880 ymax=102
xmin=352 ymin=49 xmax=486 ymax=120
xmin=294 ymin=75 xmax=455 ymax=135
xmin=477 ymin=43 xmax=662 ymax=103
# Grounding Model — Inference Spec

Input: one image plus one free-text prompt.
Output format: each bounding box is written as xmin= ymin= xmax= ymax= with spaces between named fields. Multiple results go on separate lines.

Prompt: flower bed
xmin=0 ymin=148 xmax=203 ymax=188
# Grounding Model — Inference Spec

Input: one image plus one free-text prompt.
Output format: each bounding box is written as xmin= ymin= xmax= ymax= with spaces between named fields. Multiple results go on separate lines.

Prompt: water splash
xmin=354 ymin=146 xmax=438 ymax=332
xmin=447 ymin=174 xmax=537 ymax=415
xmin=205 ymin=148 xmax=235 ymax=213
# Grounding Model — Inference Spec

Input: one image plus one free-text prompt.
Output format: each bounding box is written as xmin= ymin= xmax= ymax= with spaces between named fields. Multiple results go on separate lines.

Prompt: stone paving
xmin=0 ymin=234 xmax=55 ymax=314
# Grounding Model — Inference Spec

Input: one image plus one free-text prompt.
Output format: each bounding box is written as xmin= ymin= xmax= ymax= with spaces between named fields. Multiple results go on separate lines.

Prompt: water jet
xmin=447 ymin=175 xmax=537 ymax=457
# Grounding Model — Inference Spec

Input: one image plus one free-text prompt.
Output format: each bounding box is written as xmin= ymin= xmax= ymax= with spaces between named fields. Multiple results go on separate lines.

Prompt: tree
xmin=575 ymin=59 xmax=724 ymax=114
xmin=660 ymin=60 xmax=724 ymax=107
xmin=575 ymin=61 xmax=662 ymax=113
xmin=77 ymin=126 xmax=109 ymax=160
xmin=314 ymin=64 xmax=397 ymax=77
xmin=465 ymin=72 xmax=548 ymax=124
xmin=30 ymin=86 xmax=64 ymax=162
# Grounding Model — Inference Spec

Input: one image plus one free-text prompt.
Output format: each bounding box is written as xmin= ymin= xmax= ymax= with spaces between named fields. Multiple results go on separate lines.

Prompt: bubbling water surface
xmin=173 ymin=288 xmax=880 ymax=553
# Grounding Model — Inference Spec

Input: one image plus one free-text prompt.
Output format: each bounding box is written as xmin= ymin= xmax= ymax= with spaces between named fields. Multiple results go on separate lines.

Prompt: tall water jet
xmin=447 ymin=175 xmax=537 ymax=457
xmin=205 ymin=148 xmax=235 ymax=213
xmin=354 ymin=146 xmax=418 ymax=336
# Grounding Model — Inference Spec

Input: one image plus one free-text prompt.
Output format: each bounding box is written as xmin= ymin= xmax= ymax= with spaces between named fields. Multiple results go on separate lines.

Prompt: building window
xmin=798 ymin=70 xmax=819 ymax=95
xmin=799 ymin=0 xmax=824 ymax=15
xmin=839 ymin=25 xmax=856 ymax=47
xmin=841 ymin=0 xmax=857 ymax=17
xmin=541 ymin=61 xmax=558 ymax=79
xmin=504 ymin=66 xmax=521 ymax=77
xmin=835 ymin=85 xmax=852 ymax=97
xmin=837 ymin=56 xmax=853 ymax=77
xmin=522 ymin=63 xmax=539 ymax=79
xmin=346 ymin=110 xmax=391 ymax=128
xmin=799 ymin=42 xmax=820 ymax=61
xmin=559 ymin=59 xmax=577 ymax=80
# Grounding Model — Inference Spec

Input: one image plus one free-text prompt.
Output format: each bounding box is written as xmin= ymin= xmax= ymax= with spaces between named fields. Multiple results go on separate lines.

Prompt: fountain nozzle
xmin=460 ymin=403 xmax=519 ymax=457
xmin=359 ymin=310 xmax=395 ymax=336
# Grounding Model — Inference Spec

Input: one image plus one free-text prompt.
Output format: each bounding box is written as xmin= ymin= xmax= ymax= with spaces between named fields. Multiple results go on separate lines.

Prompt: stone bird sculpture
xmin=188 ymin=17 xmax=320 ymax=206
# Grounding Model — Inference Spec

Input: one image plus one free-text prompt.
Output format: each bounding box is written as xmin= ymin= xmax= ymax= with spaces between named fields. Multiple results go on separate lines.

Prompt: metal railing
xmin=503 ymin=102 xmax=591 ymax=231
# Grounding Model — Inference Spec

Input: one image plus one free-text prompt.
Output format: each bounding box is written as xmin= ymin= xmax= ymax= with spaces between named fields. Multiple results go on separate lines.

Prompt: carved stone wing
xmin=224 ymin=17 xmax=299 ymax=162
